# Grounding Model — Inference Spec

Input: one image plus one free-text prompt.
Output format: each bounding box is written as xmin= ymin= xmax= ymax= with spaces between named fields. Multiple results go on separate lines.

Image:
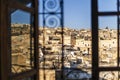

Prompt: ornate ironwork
xmin=40 ymin=0 xmax=62 ymax=28
xmin=45 ymin=15 xmax=60 ymax=28
xmin=39 ymin=0 xmax=64 ymax=80
xmin=44 ymin=0 xmax=60 ymax=12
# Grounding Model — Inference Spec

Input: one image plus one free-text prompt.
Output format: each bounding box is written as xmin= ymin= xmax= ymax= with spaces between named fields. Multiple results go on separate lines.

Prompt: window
xmin=0 ymin=0 xmax=39 ymax=80
xmin=11 ymin=9 xmax=34 ymax=74
xmin=1 ymin=0 xmax=120 ymax=80
xmin=92 ymin=0 xmax=120 ymax=80
xmin=39 ymin=0 xmax=92 ymax=80
xmin=39 ymin=0 xmax=120 ymax=80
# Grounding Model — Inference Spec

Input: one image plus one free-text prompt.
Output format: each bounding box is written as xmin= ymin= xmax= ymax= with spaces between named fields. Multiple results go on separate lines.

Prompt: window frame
xmin=92 ymin=0 xmax=120 ymax=80
xmin=0 ymin=0 xmax=39 ymax=80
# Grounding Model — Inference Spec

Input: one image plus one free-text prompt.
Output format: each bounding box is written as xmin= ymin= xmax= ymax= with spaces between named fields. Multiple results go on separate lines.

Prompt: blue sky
xmin=12 ymin=0 xmax=117 ymax=29
xmin=64 ymin=0 xmax=91 ymax=29
xmin=64 ymin=0 xmax=117 ymax=29
xmin=11 ymin=10 xmax=30 ymax=24
xmin=98 ymin=0 xmax=117 ymax=29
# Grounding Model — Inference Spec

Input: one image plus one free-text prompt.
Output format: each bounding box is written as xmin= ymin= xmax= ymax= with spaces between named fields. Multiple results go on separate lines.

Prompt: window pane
xmin=99 ymin=71 xmax=118 ymax=80
xmin=39 ymin=0 xmax=61 ymax=13
xmin=39 ymin=13 xmax=62 ymax=80
xmin=39 ymin=15 xmax=62 ymax=69
xmin=39 ymin=0 xmax=92 ymax=80
xmin=11 ymin=9 xmax=34 ymax=74
xmin=98 ymin=0 xmax=117 ymax=12
xmin=39 ymin=70 xmax=56 ymax=80
xmin=63 ymin=0 xmax=92 ymax=79
xmin=39 ymin=0 xmax=62 ymax=70
xmin=99 ymin=16 xmax=118 ymax=67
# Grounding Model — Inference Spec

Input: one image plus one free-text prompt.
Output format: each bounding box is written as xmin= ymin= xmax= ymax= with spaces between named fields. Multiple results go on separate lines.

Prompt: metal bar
xmin=98 ymin=12 xmax=120 ymax=16
xmin=60 ymin=0 xmax=65 ymax=80
xmin=117 ymin=0 xmax=119 ymax=69
xmin=39 ymin=12 xmax=62 ymax=14
xmin=99 ymin=67 xmax=120 ymax=71
xmin=42 ymin=0 xmax=46 ymax=80
xmin=39 ymin=67 xmax=91 ymax=70
xmin=92 ymin=0 xmax=99 ymax=80
xmin=33 ymin=0 xmax=39 ymax=80
xmin=30 ymin=13 xmax=33 ymax=68
xmin=117 ymin=0 xmax=119 ymax=67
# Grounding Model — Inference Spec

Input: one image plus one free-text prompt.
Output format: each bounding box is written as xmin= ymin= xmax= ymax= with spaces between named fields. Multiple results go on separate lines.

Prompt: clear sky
xmin=98 ymin=0 xmax=117 ymax=29
xmin=64 ymin=0 xmax=117 ymax=29
xmin=64 ymin=0 xmax=91 ymax=29
xmin=12 ymin=0 xmax=117 ymax=29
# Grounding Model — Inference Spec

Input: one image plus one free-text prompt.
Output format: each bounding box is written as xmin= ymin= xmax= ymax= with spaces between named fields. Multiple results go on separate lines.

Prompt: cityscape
xmin=11 ymin=23 xmax=118 ymax=80
xmin=1 ymin=0 xmax=120 ymax=80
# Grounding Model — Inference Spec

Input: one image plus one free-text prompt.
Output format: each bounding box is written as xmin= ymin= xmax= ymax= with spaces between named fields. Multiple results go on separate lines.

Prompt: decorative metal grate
xmin=39 ymin=0 xmax=64 ymax=80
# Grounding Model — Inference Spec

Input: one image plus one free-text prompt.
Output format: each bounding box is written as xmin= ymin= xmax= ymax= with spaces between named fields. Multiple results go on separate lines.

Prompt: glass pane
xmin=39 ymin=0 xmax=62 ymax=70
xmin=99 ymin=16 xmax=118 ymax=67
xmin=39 ymin=0 xmax=62 ymax=80
xmin=15 ymin=0 xmax=32 ymax=8
xmin=99 ymin=71 xmax=118 ymax=80
xmin=39 ymin=0 xmax=92 ymax=80
xmin=39 ymin=0 xmax=43 ymax=13
xmin=39 ymin=15 xmax=62 ymax=69
xmin=39 ymin=0 xmax=61 ymax=13
xmin=98 ymin=0 xmax=117 ymax=12
xmin=39 ymin=69 xmax=56 ymax=80
xmin=11 ymin=9 xmax=34 ymax=74
xmin=63 ymin=0 xmax=92 ymax=79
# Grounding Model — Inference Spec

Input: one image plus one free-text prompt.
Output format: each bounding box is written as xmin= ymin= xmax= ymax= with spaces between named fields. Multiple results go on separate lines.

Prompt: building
xmin=0 ymin=0 xmax=120 ymax=80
